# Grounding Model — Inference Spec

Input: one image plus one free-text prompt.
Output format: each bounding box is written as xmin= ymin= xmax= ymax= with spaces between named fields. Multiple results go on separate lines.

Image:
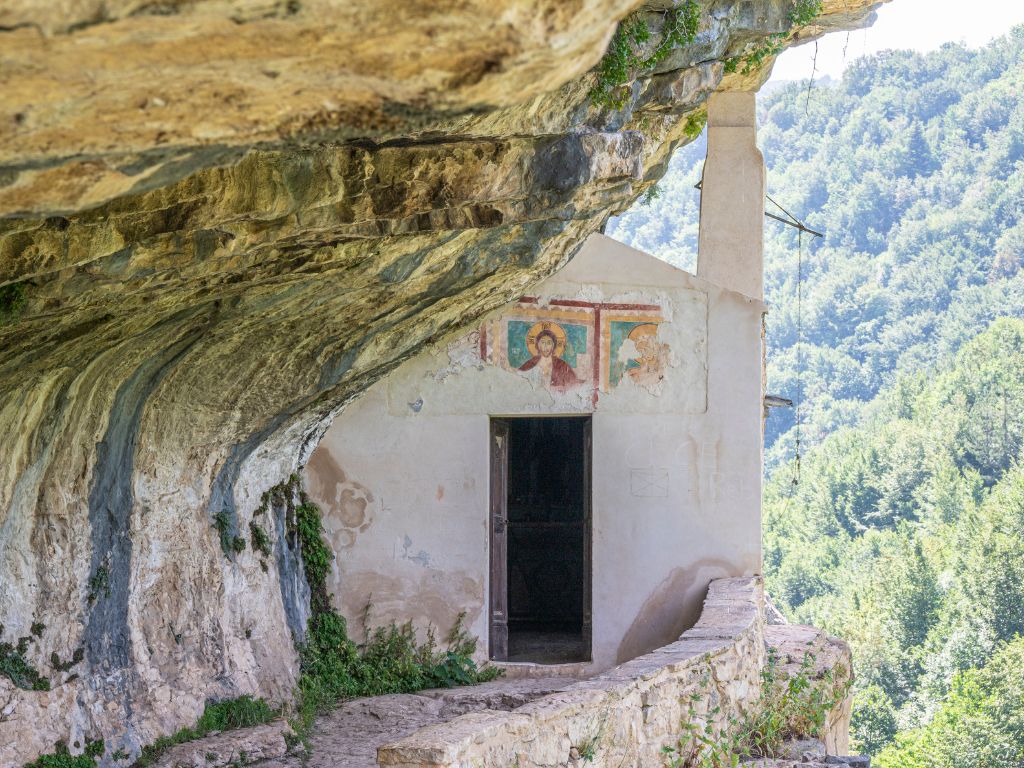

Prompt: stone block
xmin=151 ymin=719 xmax=296 ymax=768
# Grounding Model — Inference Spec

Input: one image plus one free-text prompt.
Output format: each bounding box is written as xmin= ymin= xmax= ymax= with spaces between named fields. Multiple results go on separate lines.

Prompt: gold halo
xmin=525 ymin=321 xmax=567 ymax=357
xmin=627 ymin=323 xmax=659 ymax=341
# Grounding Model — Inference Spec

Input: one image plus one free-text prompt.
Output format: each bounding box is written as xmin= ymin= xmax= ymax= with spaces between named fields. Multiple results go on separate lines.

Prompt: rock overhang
xmin=0 ymin=1 xmax=889 ymax=764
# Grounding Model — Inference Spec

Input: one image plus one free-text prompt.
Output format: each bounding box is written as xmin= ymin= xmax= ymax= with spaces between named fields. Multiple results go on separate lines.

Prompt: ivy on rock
xmin=591 ymin=0 xmax=702 ymax=109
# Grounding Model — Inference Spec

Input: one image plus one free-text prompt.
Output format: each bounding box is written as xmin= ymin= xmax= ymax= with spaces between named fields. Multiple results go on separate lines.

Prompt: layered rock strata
xmin=0 ymin=0 xmax=886 ymax=763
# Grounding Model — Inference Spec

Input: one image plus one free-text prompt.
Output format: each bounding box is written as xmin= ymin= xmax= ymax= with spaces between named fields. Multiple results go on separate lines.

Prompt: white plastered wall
xmin=304 ymin=233 xmax=765 ymax=671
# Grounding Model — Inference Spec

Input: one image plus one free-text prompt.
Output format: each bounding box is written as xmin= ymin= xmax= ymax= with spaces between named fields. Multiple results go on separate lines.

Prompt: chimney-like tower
xmin=697 ymin=91 xmax=766 ymax=300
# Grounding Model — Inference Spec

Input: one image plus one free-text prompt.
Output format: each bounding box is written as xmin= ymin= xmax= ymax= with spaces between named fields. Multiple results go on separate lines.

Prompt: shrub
xmin=291 ymin=492 xmax=501 ymax=737
xmin=23 ymin=740 xmax=103 ymax=768
xmin=0 ymin=628 xmax=49 ymax=691
xmin=664 ymin=648 xmax=850 ymax=767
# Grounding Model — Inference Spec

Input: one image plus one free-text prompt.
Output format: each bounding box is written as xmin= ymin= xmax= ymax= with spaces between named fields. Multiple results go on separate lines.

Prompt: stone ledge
xmin=765 ymin=624 xmax=854 ymax=756
xmin=377 ymin=577 xmax=765 ymax=768
xmin=151 ymin=719 xmax=297 ymax=768
xmin=742 ymin=760 xmax=869 ymax=768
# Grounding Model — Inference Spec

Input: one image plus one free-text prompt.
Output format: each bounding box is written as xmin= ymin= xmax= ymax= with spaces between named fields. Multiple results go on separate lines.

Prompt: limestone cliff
xmin=0 ymin=1 xmax=886 ymax=763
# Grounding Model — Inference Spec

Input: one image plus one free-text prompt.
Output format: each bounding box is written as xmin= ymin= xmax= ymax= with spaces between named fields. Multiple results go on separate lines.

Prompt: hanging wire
xmin=693 ymin=182 xmax=826 ymax=239
xmin=692 ymin=181 xmax=821 ymax=487
xmin=793 ymin=227 xmax=804 ymax=487
xmin=805 ymin=40 xmax=818 ymax=114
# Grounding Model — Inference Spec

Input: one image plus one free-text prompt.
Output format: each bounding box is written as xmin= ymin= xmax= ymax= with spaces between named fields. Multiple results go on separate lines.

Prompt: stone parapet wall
xmin=379 ymin=577 xmax=769 ymax=768
xmin=764 ymin=624 xmax=854 ymax=756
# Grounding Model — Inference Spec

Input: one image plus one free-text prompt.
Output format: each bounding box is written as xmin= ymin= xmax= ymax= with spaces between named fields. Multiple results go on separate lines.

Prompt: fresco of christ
xmin=517 ymin=323 xmax=582 ymax=391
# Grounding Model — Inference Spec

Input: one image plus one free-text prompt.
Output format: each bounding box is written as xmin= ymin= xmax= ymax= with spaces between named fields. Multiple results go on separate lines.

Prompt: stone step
xmin=742 ymin=757 xmax=870 ymax=768
xmin=150 ymin=719 xmax=299 ymax=768
xmin=740 ymin=739 xmax=870 ymax=768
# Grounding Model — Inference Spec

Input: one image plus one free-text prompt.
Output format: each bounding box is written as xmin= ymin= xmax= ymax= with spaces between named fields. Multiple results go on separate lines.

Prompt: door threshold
xmin=490 ymin=660 xmax=593 ymax=679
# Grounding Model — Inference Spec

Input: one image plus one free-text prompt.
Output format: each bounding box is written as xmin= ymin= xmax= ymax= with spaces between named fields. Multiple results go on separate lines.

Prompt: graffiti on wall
xmin=479 ymin=297 xmax=672 ymax=398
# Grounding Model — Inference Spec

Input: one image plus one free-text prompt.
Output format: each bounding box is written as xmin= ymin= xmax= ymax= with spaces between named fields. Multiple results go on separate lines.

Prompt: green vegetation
xmin=295 ymin=499 xmax=332 ymax=609
xmin=50 ymin=647 xmax=84 ymax=673
xmin=641 ymin=185 xmax=662 ymax=206
xmin=739 ymin=650 xmax=849 ymax=756
xmin=193 ymin=695 xmax=275 ymax=733
xmin=610 ymin=26 xmax=1024 ymax=763
xmin=663 ymin=692 xmax=742 ymax=768
xmin=250 ymin=483 xmax=278 ymax=570
xmin=130 ymin=695 xmax=275 ymax=767
xmin=292 ymin=488 xmax=500 ymax=734
xmin=0 ymin=282 xmax=27 ymax=325
xmin=87 ymin=566 xmax=111 ymax=603
xmin=249 ymin=521 xmax=272 ymax=558
xmin=725 ymin=0 xmax=823 ymax=76
xmin=876 ymin=636 xmax=1024 ymax=767
xmin=213 ymin=510 xmax=246 ymax=558
xmin=591 ymin=0 xmax=701 ymax=108
xmin=0 ymin=626 xmax=50 ymax=691
xmin=23 ymin=740 xmax=104 ymax=768
xmin=575 ymin=734 xmax=600 ymax=763
xmin=663 ymin=650 xmax=847 ymax=767
xmin=682 ymin=112 xmax=707 ymax=141
xmin=764 ymin=319 xmax=1024 ymax=757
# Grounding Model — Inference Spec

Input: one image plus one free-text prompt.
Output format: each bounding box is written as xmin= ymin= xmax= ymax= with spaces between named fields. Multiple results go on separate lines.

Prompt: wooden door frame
xmin=581 ymin=416 xmax=593 ymax=660
xmin=489 ymin=415 xmax=593 ymax=662
xmin=489 ymin=418 xmax=510 ymax=661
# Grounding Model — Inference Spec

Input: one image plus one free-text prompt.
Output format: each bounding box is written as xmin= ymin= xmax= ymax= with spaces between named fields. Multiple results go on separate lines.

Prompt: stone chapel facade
xmin=304 ymin=231 xmax=766 ymax=671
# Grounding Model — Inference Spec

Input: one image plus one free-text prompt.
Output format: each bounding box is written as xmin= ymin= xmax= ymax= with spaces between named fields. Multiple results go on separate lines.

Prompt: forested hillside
xmin=609 ymin=27 xmax=1024 ymax=762
xmin=767 ymin=318 xmax=1024 ymax=761
xmin=609 ymin=27 xmax=1024 ymax=467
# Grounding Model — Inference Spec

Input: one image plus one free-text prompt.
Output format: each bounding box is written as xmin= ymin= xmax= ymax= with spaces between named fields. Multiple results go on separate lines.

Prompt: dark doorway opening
xmin=489 ymin=416 xmax=591 ymax=664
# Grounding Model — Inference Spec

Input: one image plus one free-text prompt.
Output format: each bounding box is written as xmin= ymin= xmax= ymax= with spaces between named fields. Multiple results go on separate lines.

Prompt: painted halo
xmin=525 ymin=320 xmax=567 ymax=357
xmin=627 ymin=323 xmax=659 ymax=342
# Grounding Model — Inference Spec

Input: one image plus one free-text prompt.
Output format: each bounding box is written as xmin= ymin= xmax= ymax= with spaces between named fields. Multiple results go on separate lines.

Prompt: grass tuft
xmin=23 ymin=739 xmax=104 ymax=768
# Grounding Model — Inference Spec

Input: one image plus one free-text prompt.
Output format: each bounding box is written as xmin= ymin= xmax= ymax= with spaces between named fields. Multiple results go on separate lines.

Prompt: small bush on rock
xmin=664 ymin=649 xmax=850 ymax=767
xmin=740 ymin=649 xmax=850 ymax=755
xmin=724 ymin=0 xmax=823 ymax=76
xmin=249 ymin=521 xmax=272 ymax=557
xmin=23 ymin=739 xmax=104 ymax=768
xmin=591 ymin=0 xmax=701 ymax=108
xmin=0 ymin=625 xmax=49 ymax=691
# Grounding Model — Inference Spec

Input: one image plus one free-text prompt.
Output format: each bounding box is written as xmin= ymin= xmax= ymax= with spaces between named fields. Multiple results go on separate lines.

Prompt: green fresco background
xmin=506 ymin=319 xmax=588 ymax=369
xmin=608 ymin=320 xmax=651 ymax=386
